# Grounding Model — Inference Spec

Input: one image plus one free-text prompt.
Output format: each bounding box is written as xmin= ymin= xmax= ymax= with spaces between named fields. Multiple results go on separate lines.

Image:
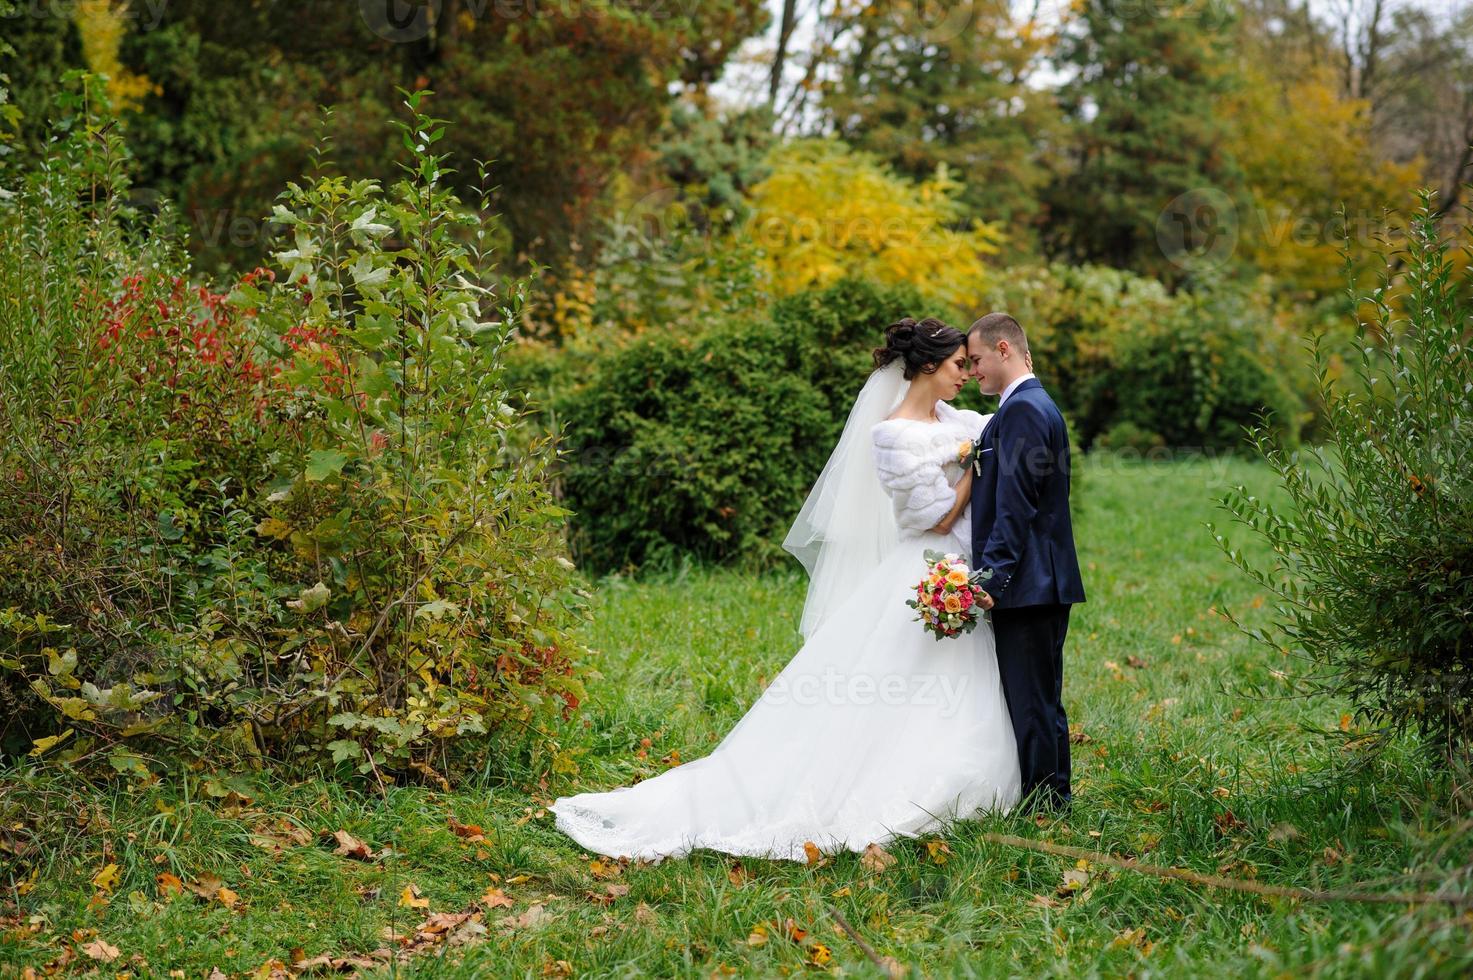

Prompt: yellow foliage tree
xmin=742 ymin=139 xmax=1003 ymax=314
xmin=72 ymin=0 xmax=158 ymax=112
xmin=1222 ymin=54 xmax=1424 ymax=298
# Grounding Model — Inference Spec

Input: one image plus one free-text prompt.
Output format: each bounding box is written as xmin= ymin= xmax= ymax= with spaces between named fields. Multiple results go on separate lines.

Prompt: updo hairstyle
xmin=871 ymin=316 xmax=965 ymax=380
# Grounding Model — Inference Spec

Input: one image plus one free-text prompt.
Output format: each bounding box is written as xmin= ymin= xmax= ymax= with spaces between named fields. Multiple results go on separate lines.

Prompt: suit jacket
xmin=970 ymin=378 xmax=1086 ymax=609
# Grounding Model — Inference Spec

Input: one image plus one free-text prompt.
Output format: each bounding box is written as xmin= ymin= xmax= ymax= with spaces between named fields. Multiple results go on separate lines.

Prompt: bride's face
xmin=926 ymin=344 xmax=971 ymax=401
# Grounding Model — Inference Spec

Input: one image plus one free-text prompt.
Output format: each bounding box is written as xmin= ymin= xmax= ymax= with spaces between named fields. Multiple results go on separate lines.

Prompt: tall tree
xmin=1042 ymin=0 xmax=1245 ymax=282
xmin=1223 ymin=1 xmax=1424 ymax=297
xmin=819 ymin=0 xmax=1062 ymax=251
xmin=5 ymin=0 xmax=767 ymax=271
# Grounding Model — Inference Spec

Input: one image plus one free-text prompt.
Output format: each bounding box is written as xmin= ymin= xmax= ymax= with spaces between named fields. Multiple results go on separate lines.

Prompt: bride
xmin=550 ymin=317 xmax=1022 ymax=861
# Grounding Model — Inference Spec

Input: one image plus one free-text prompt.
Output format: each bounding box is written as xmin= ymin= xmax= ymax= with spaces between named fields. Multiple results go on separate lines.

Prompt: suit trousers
xmin=991 ymin=603 xmax=1072 ymax=808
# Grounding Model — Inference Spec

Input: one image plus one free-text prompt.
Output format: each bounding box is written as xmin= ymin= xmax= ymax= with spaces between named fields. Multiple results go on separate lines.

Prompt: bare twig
xmin=980 ymin=832 xmax=1473 ymax=909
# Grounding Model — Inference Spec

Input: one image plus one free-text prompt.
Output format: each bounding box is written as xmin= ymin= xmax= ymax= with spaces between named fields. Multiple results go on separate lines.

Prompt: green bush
xmin=551 ymin=278 xmax=928 ymax=571
xmin=985 ymin=263 xmax=1309 ymax=450
xmin=1100 ymin=288 xmax=1307 ymax=452
xmin=1216 ymin=192 xmax=1473 ymax=757
xmin=0 ymin=79 xmax=589 ymax=780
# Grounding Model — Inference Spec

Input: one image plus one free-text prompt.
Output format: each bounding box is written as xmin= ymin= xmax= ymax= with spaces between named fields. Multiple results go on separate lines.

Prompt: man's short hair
xmin=968 ymin=312 xmax=1028 ymax=354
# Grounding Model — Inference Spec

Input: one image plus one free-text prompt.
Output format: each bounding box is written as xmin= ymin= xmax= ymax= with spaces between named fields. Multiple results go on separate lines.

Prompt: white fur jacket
xmin=870 ymin=401 xmax=991 ymax=533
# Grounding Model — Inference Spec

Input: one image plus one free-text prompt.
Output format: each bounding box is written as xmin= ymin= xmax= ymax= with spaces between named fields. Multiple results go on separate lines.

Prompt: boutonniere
xmin=970 ymin=440 xmax=986 ymax=475
xmin=956 ymin=439 xmax=974 ymax=466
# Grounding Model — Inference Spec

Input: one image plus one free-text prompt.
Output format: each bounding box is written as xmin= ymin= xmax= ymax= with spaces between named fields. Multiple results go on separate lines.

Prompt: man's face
xmin=967 ymin=334 xmax=1007 ymax=396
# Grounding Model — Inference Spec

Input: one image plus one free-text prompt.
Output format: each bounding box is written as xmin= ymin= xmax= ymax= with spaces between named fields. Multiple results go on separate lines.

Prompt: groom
xmin=966 ymin=313 xmax=1085 ymax=814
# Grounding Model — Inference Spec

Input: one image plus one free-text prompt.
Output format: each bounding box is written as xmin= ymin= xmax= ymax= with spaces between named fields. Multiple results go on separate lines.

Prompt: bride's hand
xmin=929 ymin=468 xmax=973 ymax=535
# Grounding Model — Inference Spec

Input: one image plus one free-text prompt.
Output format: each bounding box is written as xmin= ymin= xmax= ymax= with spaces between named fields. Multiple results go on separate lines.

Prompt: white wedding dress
xmin=550 ymin=396 xmax=1022 ymax=862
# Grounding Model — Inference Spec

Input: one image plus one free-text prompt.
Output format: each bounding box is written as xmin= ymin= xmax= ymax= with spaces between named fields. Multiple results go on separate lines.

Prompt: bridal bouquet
xmin=907 ymin=550 xmax=992 ymax=640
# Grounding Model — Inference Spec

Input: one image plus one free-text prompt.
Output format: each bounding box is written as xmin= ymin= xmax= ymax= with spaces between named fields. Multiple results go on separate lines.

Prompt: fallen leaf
xmin=588 ymin=859 xmax=621 ymax=880
xmin=92 ymin=864 xmax=120 ymax=894
xmin=1214 ymin=810 xmax=1245 ymax=835
xmin=861 ymin=842 xmax=896 ymax=873
xmin=328 ymin=830 xmax=374 ymax=861
xmin=1110 ymin=926 xmax=1152 ymax=952
xmin=497 ymin=903 xmax=553 ymax=931
xmin=1126 ymin=655 xmax=1149 ymax=669
xmin=215 ymin=886 xmax=239 ymax=909
xmin=479 ymin=887 xmax=514 ymax=909
xmin=727 ymin=861 xmax=750 ymax=886
xmin=802 ymin=841 xmax=824 ymax=866
xmin=156 ymin=872 xmax=184 ymax=898
xmin=81 ymin=939 xmax=120 ymax=962
xmin=808 ymin=943 xmax=832 ymax=966
xmin=746 ymin=923 xmax=769 ymax=948
xmin=634 ymin=902 xmax=656 ymax=925
xmin=184 ymin=874 xmax=226 ymax=902
xmin=925 ymin=840 xmax=951 ymax=865
xmin=398 ymin=884 xmax=430 ymax=910
xmin=1057 ymin=868 xmax=1089 ymax=896
xmin=448 ymin=817 xmax=485 ymax=842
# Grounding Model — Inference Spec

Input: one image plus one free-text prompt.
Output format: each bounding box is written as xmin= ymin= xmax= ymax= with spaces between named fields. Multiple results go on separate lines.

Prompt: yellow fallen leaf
xmin=925 ymin=840 xmax=951 ymax=865
xmin=92 ymin=863 xmax=120 ymax=893
xmin=216 ymin=886 xmax=239 ymax=909
xmin=746 ymin=923 xmax=769 ymax=948
xmin=399 ymin=884 xmax=430 ymax=909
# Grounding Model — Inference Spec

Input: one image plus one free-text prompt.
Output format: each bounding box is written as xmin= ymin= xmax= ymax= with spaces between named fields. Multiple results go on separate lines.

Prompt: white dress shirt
xmin=998 ymin=372 xmax=1036 ymax=408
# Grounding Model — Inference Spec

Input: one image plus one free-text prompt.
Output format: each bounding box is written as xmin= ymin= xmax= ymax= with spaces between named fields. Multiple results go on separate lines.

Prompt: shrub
xmin=1215 ymin=192 xmax=1473 ymax=758
xmin=0 ymin=79 xmax=590 ymax=781
xmin=551 ymin=278 xmax=928 ymax=571
xmin=985 ymin=262 xmax=1309 ymax=449
xmin=1099 ymin=286 xmax=1307 ymax=452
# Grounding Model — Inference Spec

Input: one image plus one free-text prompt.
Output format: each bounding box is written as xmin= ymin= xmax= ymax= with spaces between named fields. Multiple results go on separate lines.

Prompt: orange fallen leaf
xmin=480 ymin=887 xmax=514 ymax=909
xmin=802 ymin=841 xmax=824 ymax=866
xmin=448 ymin=817 xmax=485 ymax=842
xmin=156 ymin=872 xmax=184 ymax=898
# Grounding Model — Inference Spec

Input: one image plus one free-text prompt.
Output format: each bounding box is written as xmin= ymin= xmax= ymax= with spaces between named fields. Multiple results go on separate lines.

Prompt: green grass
xmin=4 ymin=456 xmax=1471 ymax=977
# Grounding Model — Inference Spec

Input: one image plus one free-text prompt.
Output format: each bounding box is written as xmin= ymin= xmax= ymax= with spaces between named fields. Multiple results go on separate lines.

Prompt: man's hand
xmin=978 ymin=591 xmax=995 ymax=611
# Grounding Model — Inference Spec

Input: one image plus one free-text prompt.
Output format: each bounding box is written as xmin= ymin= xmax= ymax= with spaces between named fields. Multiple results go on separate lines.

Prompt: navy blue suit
xmin=970 ymin=377 xmax=1085 ymax=809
